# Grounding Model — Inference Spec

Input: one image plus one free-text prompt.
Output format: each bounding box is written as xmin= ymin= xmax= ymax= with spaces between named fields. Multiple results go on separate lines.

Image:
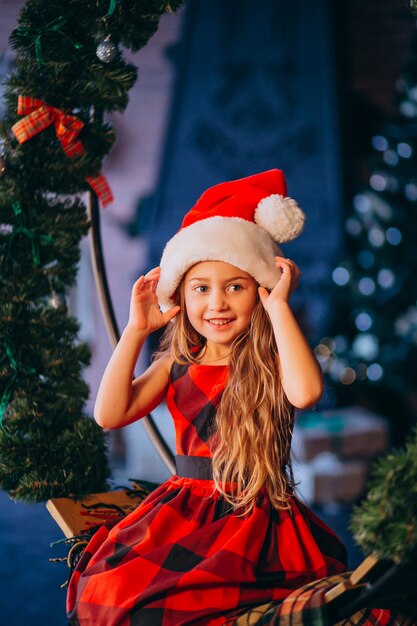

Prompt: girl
xmin=67 ymin=169 xmax=347 ymax=625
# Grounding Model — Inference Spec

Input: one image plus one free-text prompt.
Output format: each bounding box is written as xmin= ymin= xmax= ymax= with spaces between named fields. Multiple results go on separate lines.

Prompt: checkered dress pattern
xmin=67 ymin=363 xmax=347 ymax=625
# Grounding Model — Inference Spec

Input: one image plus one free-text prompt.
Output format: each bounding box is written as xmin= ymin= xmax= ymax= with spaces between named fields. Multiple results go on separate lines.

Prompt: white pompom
xmin=254 ymin=194 xmax=305 ymax=242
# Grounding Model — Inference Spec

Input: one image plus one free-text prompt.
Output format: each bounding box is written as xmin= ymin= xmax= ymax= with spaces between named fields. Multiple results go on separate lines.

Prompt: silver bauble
xmin=96 ymin=36 xmax=117 ymax=63
xmin=49 ymin=290 xmax=67 ymax=311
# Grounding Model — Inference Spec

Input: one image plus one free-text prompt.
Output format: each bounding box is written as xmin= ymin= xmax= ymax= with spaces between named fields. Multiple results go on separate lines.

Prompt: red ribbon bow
xmin=11 ymin=96 xmax=113 ymax=207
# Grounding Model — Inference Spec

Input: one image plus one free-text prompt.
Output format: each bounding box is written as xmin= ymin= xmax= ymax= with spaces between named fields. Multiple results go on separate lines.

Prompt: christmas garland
xmin=350 ymin=425 xmax=417 ymax=563
xmin=0 ymin=0 xmax=182 ymax=503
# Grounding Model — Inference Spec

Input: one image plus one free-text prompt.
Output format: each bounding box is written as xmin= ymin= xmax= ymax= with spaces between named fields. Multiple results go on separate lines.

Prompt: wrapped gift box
xmin=292 ymin=406 xmax=389 ymax=462
xmin=293 ymin=452 xmax=369 ymax=505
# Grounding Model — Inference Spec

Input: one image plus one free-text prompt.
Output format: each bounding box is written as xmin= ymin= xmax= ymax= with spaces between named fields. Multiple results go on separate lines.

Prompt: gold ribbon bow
xmin=12 ymin=96 xmax=113 ymax=206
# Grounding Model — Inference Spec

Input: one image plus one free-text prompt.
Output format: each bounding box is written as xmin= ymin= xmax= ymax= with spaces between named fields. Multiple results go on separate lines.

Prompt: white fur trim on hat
xmin=157 ymin=216 xmax=283 ymax=311
xmin=255 ymin=194 xmax=305 ymax=242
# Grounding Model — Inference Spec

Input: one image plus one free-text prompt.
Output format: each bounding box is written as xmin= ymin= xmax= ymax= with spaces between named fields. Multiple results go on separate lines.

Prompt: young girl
xmin=67 ymin=169 xmax=347 ymax=625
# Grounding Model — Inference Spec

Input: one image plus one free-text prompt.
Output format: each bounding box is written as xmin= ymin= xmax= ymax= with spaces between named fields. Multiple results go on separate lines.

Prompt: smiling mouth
xmin=205 ymin=318 xmax=234 ymax=326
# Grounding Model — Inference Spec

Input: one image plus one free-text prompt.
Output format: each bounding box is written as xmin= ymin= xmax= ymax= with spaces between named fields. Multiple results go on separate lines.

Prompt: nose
xmin=208 ymin=289 xmax=228 ymax=311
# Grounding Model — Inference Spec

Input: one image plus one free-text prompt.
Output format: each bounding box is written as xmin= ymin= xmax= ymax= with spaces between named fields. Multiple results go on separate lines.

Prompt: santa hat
xmin=157 ymin=169 xmax=305 ymax=310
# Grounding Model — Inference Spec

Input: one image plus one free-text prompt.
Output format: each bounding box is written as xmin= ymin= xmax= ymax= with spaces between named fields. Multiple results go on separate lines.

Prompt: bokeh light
xmin=355 ymin=312 xmax=373 ymax=331
xmin=386 ymin=227 xmax=402 ymax=245
xmin=368 ymin=227 xmax=385 ymax=247
xmin=358 ymin=277 xmax=376 ymax=296
xmin=377 ymin=268 xmax=395 ymax=289
xmin=367 ymin=363 xmax=383 ymax=381
xmin=397 ymin=142 xmax=412 ymax=158
xmin=345 ymin=217 xmax=362 ymax=236
xmin=352 ymin=333 xmax=379 ymax=360
xmin=372 ymin=135 xmax=388 ymax=151
xmin=332 ymin=267 xmax=350 ymax=286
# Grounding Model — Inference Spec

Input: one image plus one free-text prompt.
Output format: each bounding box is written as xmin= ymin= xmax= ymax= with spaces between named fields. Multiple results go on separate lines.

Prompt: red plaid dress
xmin=67 ymin=362 xmax=347 ymax=625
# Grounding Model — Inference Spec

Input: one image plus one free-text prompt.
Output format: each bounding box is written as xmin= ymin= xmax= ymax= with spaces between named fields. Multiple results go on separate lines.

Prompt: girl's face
xmin=183 ymin=261 xmax=258 ymax=350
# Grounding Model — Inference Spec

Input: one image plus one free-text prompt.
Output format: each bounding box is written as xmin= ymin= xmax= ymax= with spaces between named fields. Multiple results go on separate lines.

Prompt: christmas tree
xmin=324 ymin=21 xmax=417 ymax=562
xmin=316 ymin=33 xmax=417 ymax=440
xmin=0 ymin=0 xmax=181 ymax=503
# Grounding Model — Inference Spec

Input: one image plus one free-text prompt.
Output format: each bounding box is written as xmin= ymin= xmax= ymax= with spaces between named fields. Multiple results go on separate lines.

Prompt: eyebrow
xmin=188 ymin=276 xmax=250 ymax=282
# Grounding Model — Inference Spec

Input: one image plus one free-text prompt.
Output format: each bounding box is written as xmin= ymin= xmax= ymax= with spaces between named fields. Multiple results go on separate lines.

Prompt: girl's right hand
xmin=128 ymin=267 xmax=180 ymax=334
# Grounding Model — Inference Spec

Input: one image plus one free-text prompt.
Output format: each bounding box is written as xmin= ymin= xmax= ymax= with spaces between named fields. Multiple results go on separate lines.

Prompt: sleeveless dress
xmin=67 ymin=362 xmax=347 ymax=625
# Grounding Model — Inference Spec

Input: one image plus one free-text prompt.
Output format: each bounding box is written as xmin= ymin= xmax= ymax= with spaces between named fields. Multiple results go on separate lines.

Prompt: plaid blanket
xmin=230 ymin=573 xmax=414 ymax=626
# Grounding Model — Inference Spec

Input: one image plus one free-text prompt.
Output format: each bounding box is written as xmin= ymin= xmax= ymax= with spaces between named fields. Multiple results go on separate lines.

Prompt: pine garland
xmin=0 ymin=0 xmax=182 ymax=503
xmin=350 ymin=427 xmax=417 ymax=563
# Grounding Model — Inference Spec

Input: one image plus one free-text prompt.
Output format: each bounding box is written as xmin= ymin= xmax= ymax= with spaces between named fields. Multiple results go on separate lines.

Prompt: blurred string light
xmin=395 ymin=305 xmax=417 ymax=338
xmin=372 ymin=135 xmax=388 ymax=151
xmin=358 ymin=277 xmax=376 ymax=296
xmin=408 ymin=85 xmax=417 ymax=101
xmin=314 ymin=334 xmax=382 ymax=384
xmin=386 ymin=227 xmax=402 ymax=245
xmin=399 ymin=100 xmax=417 ymax=117
xmin=377 ymin=268 xmax=395 ymax=289
xmin=320 ymin=59 xmax=417 ymax=394
xmin=383 ymin=149 xmax=399 ymax=166
xmin=371 ymin=172 xmax=399 ymax=193
xmin=356 ymin=363 xmax=368 ymax=381
xmin=370 ymin=173 xmax=389 ymax=192
xmin=345 ymin=217 xmax=362 ymax=236
xmin=368 ymin=227 xmax=385 ymax=247
xmin=354 ymin=193 xmax=371 ymax=213
xmin=367 ymin=363 xmax=383 ymax=381
xmin=404 ymin=182 xmax=417 ymax=201
xmin=340 ymin=367 xmax=356 ymax=384
xmin=333 ymin=336 xmax=347 ymax=352
xmin=354 ymin=191 xmax=393 ymax=222
xmin=397 ymin=142 xmax=413 ymax=158
xmin=355 ymin=311 xmax=373 ymax=331
xmin=332 ymin=266 xmax=350 ymax=286
xmin=352 ymin=333 xmax=379 ymax=360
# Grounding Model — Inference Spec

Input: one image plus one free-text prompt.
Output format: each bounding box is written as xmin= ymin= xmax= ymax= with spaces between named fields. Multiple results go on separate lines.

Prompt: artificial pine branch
xmin=0 ymin=0 xmax=182 ymax=503
xmin=350 ymin=427 xmax=417 ymax=562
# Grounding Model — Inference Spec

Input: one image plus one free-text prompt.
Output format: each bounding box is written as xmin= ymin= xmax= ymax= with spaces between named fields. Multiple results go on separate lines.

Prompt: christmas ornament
xmin=49 ymin=289 xmax=67 ymax=311
xmin=0 ymin=154 xmax=5 ymax=177
xmin=96 ymin=35 xmax=117 ymax=63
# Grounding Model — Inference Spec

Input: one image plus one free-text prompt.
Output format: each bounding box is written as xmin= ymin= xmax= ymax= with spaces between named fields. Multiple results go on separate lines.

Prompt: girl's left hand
xmin=258 ymin=257 xmax=300 ymax=312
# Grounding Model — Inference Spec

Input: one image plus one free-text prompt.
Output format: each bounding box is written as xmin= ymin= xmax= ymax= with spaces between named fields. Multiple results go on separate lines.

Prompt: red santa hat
xmin=157 ymin=169 xmax=305 ymax=310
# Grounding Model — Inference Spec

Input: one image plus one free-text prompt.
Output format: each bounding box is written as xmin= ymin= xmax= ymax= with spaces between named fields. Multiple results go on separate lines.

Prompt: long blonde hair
xmin=155 ymin=282 xmax=295 ymax=512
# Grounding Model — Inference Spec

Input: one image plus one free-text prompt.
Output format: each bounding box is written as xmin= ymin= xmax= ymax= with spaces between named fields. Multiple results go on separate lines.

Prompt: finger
xmin=275 ymin=260 xmax=298 ymax=283
xmin=145 ymin=270 xmax=160 ymax=280
xmin=274 ymin=257 xmax=293 ymax=270
xmin=163 ymin=305 xmax=181 ymax=324
xmin=258 ymin=286 xmax=269 ymax=305
xmin=133 ymin=276 xmax=146 ymax=292
xmin=145 ymin=267 xmax=161 ymax=279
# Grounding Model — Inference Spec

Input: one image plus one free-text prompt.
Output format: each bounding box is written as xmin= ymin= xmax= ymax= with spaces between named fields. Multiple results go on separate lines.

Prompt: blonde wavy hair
xmin=155 ymin=281 xmax=295 ymax=512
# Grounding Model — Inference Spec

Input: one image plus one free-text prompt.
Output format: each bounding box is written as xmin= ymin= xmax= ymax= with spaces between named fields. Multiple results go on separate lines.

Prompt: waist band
xmin=175 ymin=455 xmax=213 ymax=480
